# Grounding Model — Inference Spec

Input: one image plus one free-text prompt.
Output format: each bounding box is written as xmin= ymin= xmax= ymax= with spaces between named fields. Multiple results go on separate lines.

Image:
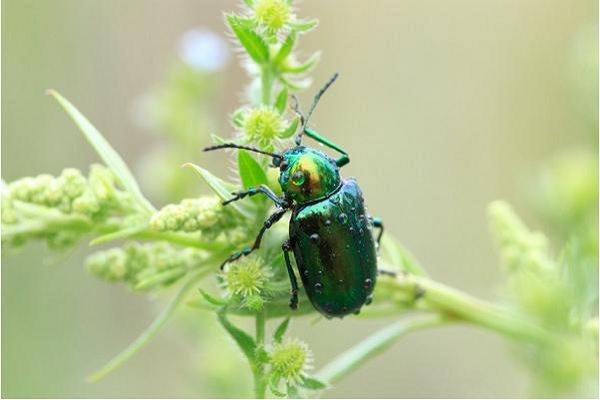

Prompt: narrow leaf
xmin=87 ymin=270 xmax=208 ymax=382
xmin=238 ymin=151 xmax=268 ymax=189
xmin=231 ymin=108 xmax=246 ymax=128
xmin=226 ymin=14 xmax=269 ymax=64
xmin=289 ymin=18 xmax=319 ymax=33
xmin=279 ymin=118 xmax=299 ymax=139
xmin=183 ymin=163 xmax=253 ymax=218
xmin=199 ymin=289 xmax=229 ymax=306
xmin=273 ymin=317 xmax=290 ymax=343
xmin=134 ymin=269 xmax=187 ymax=291
xmin=217 ymin=309 xmax=257 ymax=362
xmin=210 ymin=133 xmax=237 ymax=145
xmin=280 ymin=52 xmax=320 ymax=74
xmin=274 ymin=87 xmax=288 ymax=114
xmin=46 ymin=90 xmax=156 ymax=214
xmin=89 ymin=223 xmax=149 ymax=246
xmin=278 ymin=75 xmax=312 ymax=91
xmin=274 ymin=32 xmax=296 ymax=65
xmin=316 ymin=315 xmax=444 ymax=385
xmin=301 ymin=376 xmax=327 ymax=390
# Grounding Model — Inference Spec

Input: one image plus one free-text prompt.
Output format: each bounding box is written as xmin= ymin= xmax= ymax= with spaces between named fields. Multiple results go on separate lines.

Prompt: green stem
xmin=261 ymin=65 xmax=273 ymax=106
xmin=253 ymin=310 xmax=267 ymax=399
xmin=394 ymin=274 xmax=556 ymax=346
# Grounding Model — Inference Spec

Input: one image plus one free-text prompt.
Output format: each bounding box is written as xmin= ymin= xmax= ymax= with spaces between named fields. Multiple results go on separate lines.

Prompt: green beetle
xmin=204 ymin=74 xmax=384 ymax=318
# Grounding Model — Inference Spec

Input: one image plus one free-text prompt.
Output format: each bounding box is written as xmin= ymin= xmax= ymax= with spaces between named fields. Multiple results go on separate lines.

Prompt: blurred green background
xmin=2 ymin=0 xmax=597 ymax=398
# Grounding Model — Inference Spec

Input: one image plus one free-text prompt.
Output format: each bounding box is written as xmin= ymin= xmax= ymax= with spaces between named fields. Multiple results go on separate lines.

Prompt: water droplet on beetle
xmin=363 ymin=278 xmax=373 ymax=288
xmin=309 ymin=233 xmax=319 ymax=242
xmin=324 ymin=219 xmax=332 ymax=226
xmin=351 ymin=207 xmax=356 ymax=212
xmin=338 ymin=279 xmax=344 ymax=284
xmin=303 ymin=270 xmax=309 ymax=277
xmin=345 ymin=244 xmax=350 ymax=249
xmin=338 ymin=213 xmax=348 ymax=224
xmin=349 ymin=227 xmax=354 ymax=233
xmin=314 ymin=282 xmax=323 ymax=292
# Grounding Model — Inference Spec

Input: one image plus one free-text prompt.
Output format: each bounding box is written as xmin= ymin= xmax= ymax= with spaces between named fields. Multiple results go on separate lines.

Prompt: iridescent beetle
xmin=204 ymin=74 xmax=384 ymax=318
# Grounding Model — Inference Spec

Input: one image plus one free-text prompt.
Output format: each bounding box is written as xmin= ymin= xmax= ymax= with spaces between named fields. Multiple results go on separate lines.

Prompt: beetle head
xmin=277 ymin=146 xmax=341 ymax=204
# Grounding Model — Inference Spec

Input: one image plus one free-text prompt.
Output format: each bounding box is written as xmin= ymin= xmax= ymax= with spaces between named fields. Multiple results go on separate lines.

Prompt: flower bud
xmin=254 ymin=0 xmax=291 ymax=35
xmin=243 ymin=106 xmax=284 ymax=147
xmin=270 ymin=338 xmax=312 ymax=384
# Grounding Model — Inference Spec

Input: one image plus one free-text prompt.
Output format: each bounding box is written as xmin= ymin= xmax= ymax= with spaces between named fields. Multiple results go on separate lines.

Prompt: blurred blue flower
xmin=178 ymin=28 xmax=230 ymax=72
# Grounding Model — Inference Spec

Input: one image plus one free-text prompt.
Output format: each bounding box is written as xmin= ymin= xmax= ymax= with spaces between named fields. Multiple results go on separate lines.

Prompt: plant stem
xmin=254 ymin=310 xmax=267 ymax=398
xmin=393 ymin=274 xmax=557 ymax=346
xmin=261 ymin=65 xmax=272 ymax=106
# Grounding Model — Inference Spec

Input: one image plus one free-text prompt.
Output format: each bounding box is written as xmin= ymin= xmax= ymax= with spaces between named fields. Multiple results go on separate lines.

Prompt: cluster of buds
xmin=2 ymin=165 xmax=135 ymax=250
xmin=150 ymin=195 xmax=250 ymax=243
xmin=86 ymin=242 xmax=204 ymax=291
xmin=221 ymin=255 xmax=273 ymax=311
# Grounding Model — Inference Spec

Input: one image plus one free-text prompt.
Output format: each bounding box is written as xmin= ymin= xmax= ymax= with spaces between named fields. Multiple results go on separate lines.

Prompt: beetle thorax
xmin=278 ymin=147 xmax=341 ymax=204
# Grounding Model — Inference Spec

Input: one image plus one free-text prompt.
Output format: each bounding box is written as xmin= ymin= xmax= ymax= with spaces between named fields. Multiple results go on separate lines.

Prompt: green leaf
xmin=238 ymin=151 xmax=268 ymax=189
xmin=226 ymin=14 xmax=269 ymax=65
xmin=289 ymin=18 xmax=319 ymax=33
xmin=270 ymin=384 xmax=286 ymax=398
xmin=243 ymin=0 xmax=254 ymax=7
xmin=183 ymin=163 xmax=253 ymax=218
xmin=46 ymin=90 xmax=156 ymax=215
xmin=89 ymin=223 xmax=149 ymax=246
xmin=301 ymin=376 xmax=327 ymax=390
xmin=273 ymin=317 xmax=290 ymax=343
xmin=316 ymin=315 xmax=444 ymax=385
xmin=218 ymin=309 xmax=257 ymax=362
xmin=278 ymin=75 xmax=312 ymax=91
xmin=279 ymin=118 xmax=299 ymax=139
xmin=199 ymin=289 xmax=229 ymax=306
xmin=269 ymin=375 xmax=286 ymax=397
xmin=134 ymin=269 xmax=187 ymax=291
xmin=210 ymin=133 xmax=238 ymax=146
xmin=274 ymin=87 xmax=288 ymax=114
xmin=274 ymin=32 xmax=296 ymax=65
xmin=280 ymin=52 xmax=320 ymax=74
xmin=87 ymin=269 xmax=209 ymax=382
xmin=380 ymin=235 xmax=428 ymax=277
xmin=231 ymin=108 xmax=246 ymax=128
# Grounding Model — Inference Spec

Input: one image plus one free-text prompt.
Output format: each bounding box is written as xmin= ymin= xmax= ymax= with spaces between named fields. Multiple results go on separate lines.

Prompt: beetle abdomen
xmin=289 ymin=179 xmax=377 ymax=318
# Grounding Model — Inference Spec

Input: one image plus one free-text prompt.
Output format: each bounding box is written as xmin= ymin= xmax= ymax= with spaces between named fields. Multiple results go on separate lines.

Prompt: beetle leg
xmin=223 ymin=184 xmax=288 ymax=207
xmin=219 ymin=208 xmax=288 ymax=270
xmin=372 ymin=217 xmax=384 ymax=247
xmin=303 ymin=127 xmax=350 ymax=167
xmin=282 ymin=240 xmax=299 ymax=310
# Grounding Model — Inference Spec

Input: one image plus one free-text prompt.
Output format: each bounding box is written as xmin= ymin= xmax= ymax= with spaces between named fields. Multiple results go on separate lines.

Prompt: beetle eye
xmin=272 ymin=157 xmax=281 ymax=167
xmin=280 ymin=161 xmax=288 ymax=171
xmin=291 ymin=170 xmax=305 ymax=186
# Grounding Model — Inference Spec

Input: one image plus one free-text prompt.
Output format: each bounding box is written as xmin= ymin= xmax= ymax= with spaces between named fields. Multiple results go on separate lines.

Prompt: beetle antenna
xmin=203 ymin=143 xmax=281 ymax=159
xmin=306 ymin=72 xmax=339 ymax=124
xmin=292 ymin=73 xmax=339 ymax=146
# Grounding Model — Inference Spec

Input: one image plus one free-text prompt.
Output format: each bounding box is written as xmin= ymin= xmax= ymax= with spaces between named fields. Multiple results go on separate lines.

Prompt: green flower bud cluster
xmin=222 ymin=255 xmax=272 ymax=311
xmin=270 ymin=338 xmax=312 ymax=384
xmin=2 ymin=165 xmax=135 ymax=250
xmin=253 ymin=0 xmax=291 ymax=37
xmin=488 ymin=200 xmax=555 ymax=274
xmin=86 ymin=242 xmax=204 ymax=291
xmin=150 ymin=196 xmax=249 ymax=243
